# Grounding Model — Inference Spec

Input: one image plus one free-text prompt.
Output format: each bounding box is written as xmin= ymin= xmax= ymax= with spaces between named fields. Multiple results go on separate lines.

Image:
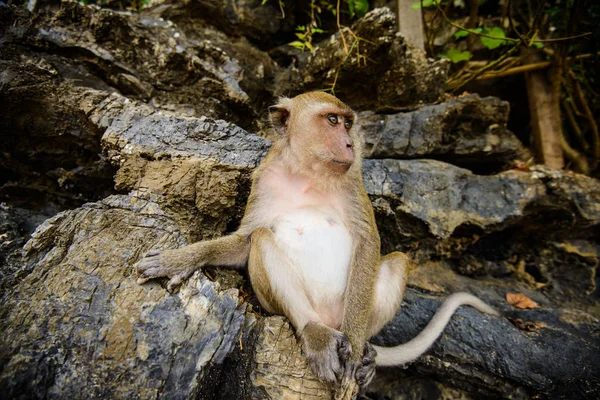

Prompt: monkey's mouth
xmin=331 ymin=159 xmax=353 ymax=166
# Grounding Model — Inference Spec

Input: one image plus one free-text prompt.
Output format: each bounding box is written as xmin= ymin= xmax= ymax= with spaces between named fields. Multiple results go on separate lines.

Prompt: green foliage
xmin=348 ymin=0 xmax=369 ymax=18
xmin=480 ymin=27 xmax=507 ymax=49
xmin=412 ymin=0 xmax=441 ymax=10
xmin=454 ymin=29 xmax=470 ymax=39
xmin=286 ymin=0 xmax=371 ymax=53
xmin=453 ymin=26 xmax=509 ymax=50
xmin=445 ymin=48 xmax=472 ymax=63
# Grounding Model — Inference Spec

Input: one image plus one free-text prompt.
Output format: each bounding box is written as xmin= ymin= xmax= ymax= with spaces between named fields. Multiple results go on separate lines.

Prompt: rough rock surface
xmin=0 ymin=53 xmax=116 ymax=216
xmin=148 ymin=0 xmax=296 ymax=50
xmin=0 ymin=195 xmax=249 ymax=399
xmin=364 ymin=160 xmax=600 ymax=242
xmin=275 ymin=8 xmax=450 ymax=111
xmin=359 ymin=94 xmax=531 ymax=172
xmin=91 ymin=91 xmax=270 ymax=240
xmin=0 ymin=4 xmax=259 ymax=130
xmin=1 ymin=2 xmax=599 ymax=400
xmin=370 ymin=274 xmax=600 ymax=399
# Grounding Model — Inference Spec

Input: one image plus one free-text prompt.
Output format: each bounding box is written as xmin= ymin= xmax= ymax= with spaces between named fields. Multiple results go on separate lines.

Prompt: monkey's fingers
xmin=137 ymin=267 xmax=171 ymax=284
xmin=301 ymin=323 xmax=348 ymax=383
xmin=337 ymin=335 xmax=352 ymax=364
xmin=136 ymin=252 xmax=162 ymax=272
xmin=166 ymin=271 xmax=194 ymax=292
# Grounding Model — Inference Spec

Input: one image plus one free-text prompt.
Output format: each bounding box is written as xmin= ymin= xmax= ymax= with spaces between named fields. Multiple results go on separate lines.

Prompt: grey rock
xmin=359 ymin=94 xmax=531 ymax=172
xmin=370 ymin=284 xmax=600 ymax=399
xmin=0 ymin=56 xmax=116 ymax=215
xmin=0 ymin=3 xmax=259 ymax=130
xmin=0 ymin=195 xmax=249 ymax=399
xmin=149 ymin=0 xmax=296 ymax=50
xmin=86 ymin=91 xmax=270 ymax=239
xmin=363 ymin=159 xmax=600 ymax=242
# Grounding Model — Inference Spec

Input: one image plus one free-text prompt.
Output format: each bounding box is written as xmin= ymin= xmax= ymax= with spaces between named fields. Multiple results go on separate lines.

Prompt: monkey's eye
xmin=344 ymin=119 xmax=353 ymax=129
xmin=327 ymin=114 xmax=339 ymax=125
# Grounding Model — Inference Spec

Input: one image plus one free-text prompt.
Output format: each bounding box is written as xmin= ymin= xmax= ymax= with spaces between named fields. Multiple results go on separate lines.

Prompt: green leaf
xmin=289 ymin=41 xmax=306 ymax=50
xmin=296 ymin=25 xmax=306 ymax=31
xmin=261 ymin=0 xmax=268 ymax=5
xmin=354 ymin=0 xmax=369 ymax=18
xmin=311 ymin=28 xmax=324 ymax=34
xmin=480 ymin=27 xmax=508 ymax=49
xmin=423 ymin=0 xmax=440 ymax=7
xmin=454 ymin=29 xmax=469 ymax=39
xmin=305 ymin=41 xmax=314 ymax=52
xmin=446 ymin=48 xmax=472 ymax=63
xmin=533 ymin=41 xmax=544 ymax=48
xmin=296 ymin=32 xmax=306 ymax=40
xmin=348 ymin=0 xmax=355 ymax=17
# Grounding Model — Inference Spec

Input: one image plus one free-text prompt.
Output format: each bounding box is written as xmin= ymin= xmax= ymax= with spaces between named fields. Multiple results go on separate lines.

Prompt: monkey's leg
xmin=249 ymin=227 xmax=350 ymax=383
xmin=137 ymin=234 xmax=249 ymax=291
xmin=369 ymin=252 xmax=411 ymax=337
xmin=350 ymin=252 xmax=410 ymax=387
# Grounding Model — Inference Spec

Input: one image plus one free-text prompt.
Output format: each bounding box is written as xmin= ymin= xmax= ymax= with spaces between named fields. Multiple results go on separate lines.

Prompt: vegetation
xmin=275 ymin=0 xmax=599 ymax=176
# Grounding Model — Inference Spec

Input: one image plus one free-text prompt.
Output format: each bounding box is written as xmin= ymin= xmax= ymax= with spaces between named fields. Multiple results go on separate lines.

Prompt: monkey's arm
xmin=337 ymin=190 xmax=382 ymax=392
xmin=136 ymin=234 xmax=250 ymax=291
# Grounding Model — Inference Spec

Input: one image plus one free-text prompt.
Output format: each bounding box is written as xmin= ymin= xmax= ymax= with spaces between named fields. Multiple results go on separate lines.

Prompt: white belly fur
xmin=273 ymin=208 xmax=352 ymax=310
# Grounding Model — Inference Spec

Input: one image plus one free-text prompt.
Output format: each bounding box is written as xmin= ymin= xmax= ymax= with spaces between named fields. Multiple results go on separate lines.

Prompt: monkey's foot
xmin=136 ymin=250 xmax=196 ymax=291
xmin=356 ymin=342 xmax=377 ymax=387
xmin=300 ymin=322 xmax=350 ymax=383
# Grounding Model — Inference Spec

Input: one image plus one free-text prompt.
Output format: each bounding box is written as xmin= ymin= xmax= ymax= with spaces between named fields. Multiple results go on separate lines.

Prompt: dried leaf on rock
xmin=506 ymin=293 xmax=539 ymax=309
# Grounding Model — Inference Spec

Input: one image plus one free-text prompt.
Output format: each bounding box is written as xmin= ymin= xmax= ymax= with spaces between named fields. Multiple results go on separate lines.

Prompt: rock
xmin=363 ymin=160 xmax=600 ymax=244
xmin=369 ymin=273 xmax=600 ymax=399
xmin=359 ymin=94 xmax=531 ymax=172
xmin=0 ymin=3 xmax=259 ymax=130
xmin=85 ymin=91 xmax=270 ymax=239
xmin=0 ymin=195 xmax=249 ymax=399
xmin=0 ymin=203 xmax=28 ymax=290
xmin=276 ymin=8 xmax=449 ymax=111
xmin=149 ymin=0 xmax=297 ymax=50
xmin=0 ymin=54 xmax=117 ymax=216
xmin=216 ymin=316 xmax=332 ymax=400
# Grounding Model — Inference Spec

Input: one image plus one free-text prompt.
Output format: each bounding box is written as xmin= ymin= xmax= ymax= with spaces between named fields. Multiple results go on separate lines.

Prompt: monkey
xmin=136 ymin=92 xmax=499 ymax=393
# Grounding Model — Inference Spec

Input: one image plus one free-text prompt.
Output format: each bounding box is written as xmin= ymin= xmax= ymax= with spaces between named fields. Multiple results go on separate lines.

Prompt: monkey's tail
xmin=372 ymin=292 xmax=499 ymax=367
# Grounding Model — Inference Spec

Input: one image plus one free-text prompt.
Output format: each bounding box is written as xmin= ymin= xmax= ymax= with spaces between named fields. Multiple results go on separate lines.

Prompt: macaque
xmin=136 ymin=92 xmax=498 ymax=392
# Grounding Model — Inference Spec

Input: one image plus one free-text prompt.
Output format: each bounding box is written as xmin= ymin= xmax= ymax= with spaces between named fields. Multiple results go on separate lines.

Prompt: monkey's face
xmin=290 ymin=103 xmax=357 ymax=175
xmin=270 ymin=92 xmax=359 ymax=176
xmin=313 ymin=107 xmax=356 ymax=173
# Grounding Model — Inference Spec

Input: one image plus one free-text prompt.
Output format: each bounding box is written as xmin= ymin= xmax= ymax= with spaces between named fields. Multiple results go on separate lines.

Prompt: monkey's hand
xmin=136 ymin=249 xmax=198 ymax=291
xmin=300 ymin=321 xmax=351 ymax=383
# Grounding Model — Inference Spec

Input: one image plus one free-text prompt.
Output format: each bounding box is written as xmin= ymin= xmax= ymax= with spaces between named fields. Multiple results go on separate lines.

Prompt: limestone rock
xmin=363 ymin=160 xmax=600 ymax=243
xmin=0 ymin=195 xmax=249 ymax=399
xmin=0 ymin=3 xmax=258 ymax=130
xmin=359 ymin=94 xmax=531 ymax=172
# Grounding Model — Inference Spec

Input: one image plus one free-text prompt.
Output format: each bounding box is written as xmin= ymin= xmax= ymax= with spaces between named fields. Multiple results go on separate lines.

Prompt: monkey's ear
xmin=268 ymin=98 xmax=292 ymax=136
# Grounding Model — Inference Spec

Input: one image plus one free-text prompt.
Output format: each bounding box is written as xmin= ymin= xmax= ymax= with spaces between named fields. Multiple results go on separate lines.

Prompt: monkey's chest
xmin=273 ymin=209 xmax=352 ymax=304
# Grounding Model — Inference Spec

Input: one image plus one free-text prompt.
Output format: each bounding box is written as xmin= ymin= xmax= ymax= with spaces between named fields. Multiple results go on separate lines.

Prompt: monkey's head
xmin=269 ymin=92 xmax=359 ymax=176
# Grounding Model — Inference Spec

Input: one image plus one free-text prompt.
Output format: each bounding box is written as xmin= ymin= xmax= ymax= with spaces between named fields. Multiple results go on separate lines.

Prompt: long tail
xmin=373 ymin=292 xmax=499 ymax=367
